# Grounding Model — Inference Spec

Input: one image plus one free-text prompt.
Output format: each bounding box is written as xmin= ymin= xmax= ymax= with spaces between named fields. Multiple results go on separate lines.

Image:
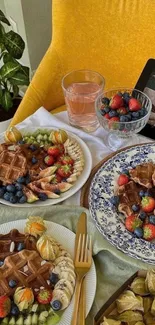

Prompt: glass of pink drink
xmin=62 ymin=70 xmax=105 ymax=132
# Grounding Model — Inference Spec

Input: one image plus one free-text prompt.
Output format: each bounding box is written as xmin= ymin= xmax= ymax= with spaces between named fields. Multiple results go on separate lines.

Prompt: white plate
xmin=0 ymin=127 xmax=92 ymax=207
xmin=0 ymin=220 xmax=96 ymax=325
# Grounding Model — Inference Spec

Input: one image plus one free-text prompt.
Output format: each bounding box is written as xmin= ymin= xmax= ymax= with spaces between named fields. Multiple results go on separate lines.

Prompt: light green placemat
xmin=0 ymin=205 xmax=153 ymax=324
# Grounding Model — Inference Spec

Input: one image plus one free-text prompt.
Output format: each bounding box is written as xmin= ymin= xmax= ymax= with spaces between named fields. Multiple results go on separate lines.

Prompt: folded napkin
xmin=16 ymin=107 xmax=152 ymax=205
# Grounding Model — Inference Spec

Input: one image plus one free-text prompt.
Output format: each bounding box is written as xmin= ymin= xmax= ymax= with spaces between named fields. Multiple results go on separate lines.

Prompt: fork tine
xmin=84 ymin=235 xmax=88 ymax=262
xmin=76 ymin=234 xmax=81 ymax=262
xmin=88 ymin=236 xmax=92 ymax=263
xmin=80 ymin=234 xmax=85 ymax=262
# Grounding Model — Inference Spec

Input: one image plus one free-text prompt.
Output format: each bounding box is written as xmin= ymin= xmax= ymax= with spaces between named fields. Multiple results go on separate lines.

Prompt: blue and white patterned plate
xmin=89 ymin=143 xmax=155 ymax=265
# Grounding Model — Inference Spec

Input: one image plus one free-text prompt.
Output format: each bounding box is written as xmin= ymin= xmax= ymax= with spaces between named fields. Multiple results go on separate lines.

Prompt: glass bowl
xmin=95 ymin=88 xmax=152 ymax=151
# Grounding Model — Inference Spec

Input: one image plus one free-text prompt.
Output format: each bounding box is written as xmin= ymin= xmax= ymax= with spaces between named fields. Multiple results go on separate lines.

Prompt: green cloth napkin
xmin=0 ymin=205 xmax=153 ymax=324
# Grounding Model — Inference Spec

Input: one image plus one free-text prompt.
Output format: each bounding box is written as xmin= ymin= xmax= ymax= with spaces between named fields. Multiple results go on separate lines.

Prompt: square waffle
xmin=129 ymin=162 xmax=155 ymax=188
xmin=0 ymin=249 xmax=53 ymax=296
xmin=117 ymin=181 xmax=142 ymax=217
xmin=0 ymin=150 xmax=27 ymax=184
xmin=16 ymin=144 xmax=47 ymax=175
xmin=0 ymin=229 xmax=37 ymax=260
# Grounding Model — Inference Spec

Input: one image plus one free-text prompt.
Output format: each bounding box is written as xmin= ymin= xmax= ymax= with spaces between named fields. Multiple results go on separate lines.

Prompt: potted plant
xmin=0 ymin=10 xmax=30 ymax=132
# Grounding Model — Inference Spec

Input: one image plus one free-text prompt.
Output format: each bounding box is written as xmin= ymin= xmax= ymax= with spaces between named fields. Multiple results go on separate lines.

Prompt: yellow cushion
xmin=10 ymin=0 xmax=155 ymax=126
xmin=51 ymin=105 xmax=66 ymax=115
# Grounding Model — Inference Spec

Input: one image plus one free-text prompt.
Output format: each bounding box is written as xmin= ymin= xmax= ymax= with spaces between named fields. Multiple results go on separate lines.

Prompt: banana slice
xmin=51 ymin=289 xmax=71 ymax=310
xmin=54 ymin=279 xmax=74 ymax=296
xmin=53 ymin=265 xmax=76 ymax=281
xmin=54 ymin=256 xmax=74 ymax=268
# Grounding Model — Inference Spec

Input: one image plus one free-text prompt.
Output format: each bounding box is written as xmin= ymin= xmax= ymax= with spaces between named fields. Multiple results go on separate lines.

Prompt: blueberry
xmin=144 ymin=191 xmax=152 ymax=197
xmin=38 ymin=193 xmax=48 ymax=201
xmin=131 ymin=111 xmax=140 ymax=118
xmin=140 ymin=107 xmax=147 ymax=117
xmin=134 ymin=227 xmax=143 ymax=238
xmin=16 ymin=191 xmax=23 ymax=198
xmin=11 ymin=304 xmax=19 ymax=316
xmin=139 ymin=190 xmax=145 ymax=198
xmin=132 ymin=204 xmax=139 ymax=212
xmin=29 ymin=144 xmax=37 ymax=151
xmin=17 ymin=177 xmax=26 ymax=184
xmin=120 ymin=115 xmax=128 ymax=122
xmin=110 ymin=196 xmax=119 ymax=206
xmin=139 ymin=211 xmax=147 ymax=221
xmin=149 ymin=215 xmax=155 ymax=225
xmin=0 ymin=187 xmax=5 ymax=198
xmin=101 ymin=97 xmax=110 ymax=106
xmin=117 ymin=91 xmax=123 ymax=96
xmin=15 ymin=183 xmax=23 ymax=191
xmin=104 ymin=107 xmax=110 ymax=113
xmin=3 ymin=192 xmax=13 ymax=201
xmin=125 ymin=114 xmax=132 ymax=121
xmin=10 ymin=196 xmax=18 ymax=204
xmin=62 ymin=178 xmax=67 ymax=182
xmin=32 ymin=157 xmax=38 ymax=164
xmin=49 ymin=273 xmax=59 ymax=285
xmin=100 ymin=110 xmax=105 ymax=116
xmin=109 ymin=110 xmax=118 ymax=118
xmin=122 ymin=169 xmax=129 ymax=175
xmin=50 ymin=300 xmax=62 ymax=311
xmin=54 ymin=189 xmax=61 ymax=195
xmin=122 ymin=92 xmax=131 ymax=104
xmin=6 ymin=184 xmax=16 ymax=193
xmin=17 ymin=139 xmax=25 ymax=145
xmin=18 ymin=195 xmax=27 ymax=203
xmin=9 ymin=279 xmax=17 ymax=288
xmin=25 ymin=174 xmax=31 ymax=185
xmin=0 ymin=260 xmax=4 ymax=267
xmin=17 ymin=242 xmax=25 ymax=251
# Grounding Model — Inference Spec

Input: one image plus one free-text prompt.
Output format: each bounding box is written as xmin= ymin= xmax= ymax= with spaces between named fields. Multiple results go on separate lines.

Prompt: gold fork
xmin=71 ymin=234 xmax=92 ymax=325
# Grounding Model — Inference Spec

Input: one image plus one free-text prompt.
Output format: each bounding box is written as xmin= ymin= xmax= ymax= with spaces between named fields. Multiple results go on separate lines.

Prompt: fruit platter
xmin=0 ymin=126 xmax=92 ymax=206
xmin=89 ymin=142 xmax=155 ymax=264
xmin=0 ymin=216 xmax=96 ymax=325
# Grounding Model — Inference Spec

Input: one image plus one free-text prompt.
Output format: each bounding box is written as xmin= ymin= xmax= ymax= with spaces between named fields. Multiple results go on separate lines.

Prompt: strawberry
xmin=37 ymin=289 xmax=53 ymax=304
xmin=117 ymin=174 xmax=129 ymax=186
xmin=143 ymin=224 xmax=155 ymax=241
xmin=44 ymin=155 xmax=55 ymax=166
xmin=125 ymin=215 xmax=143 ymax=233
xmin=47 ymin=146 xmax=60 ymax=157
xmin=117 ymin=107 xmax=127 ymax=115
xmin=0 ymin=295 xmax=11 ymax=318
xmin=141 ymin=196 xmax=155 ymax=213
xmin=58 ymin=155 xmax=74 ymax=166
xmin=52 ymin=173 xmax=63 ymax=184
xmin=104 ymin=113 xmax=111 ymax=119
xmin=57 ymin=144 xmax=65 ymax=154
xmin=129 ymin=98 xmax=141 ymax=111
xmin=110 ymin=94 xmax=124 ymax=110
xmin=57 ymin=165 xmax=73 ymax=178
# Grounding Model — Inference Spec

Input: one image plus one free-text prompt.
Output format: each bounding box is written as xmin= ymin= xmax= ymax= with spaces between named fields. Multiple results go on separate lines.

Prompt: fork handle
xmin=71 ymin=277 xmax=83 ymax=325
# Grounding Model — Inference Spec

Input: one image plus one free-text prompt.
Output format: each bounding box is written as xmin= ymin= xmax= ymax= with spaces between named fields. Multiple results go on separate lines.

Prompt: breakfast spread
xmin=0 ymin=216 xmax=76 ymax=324
xmin=0 ymin=127 xmax=85 ymax=204
xmin=111 ymin=162 xmax=155 ymax=241
xmin=101 ymin=270 xmax=155 ymax=324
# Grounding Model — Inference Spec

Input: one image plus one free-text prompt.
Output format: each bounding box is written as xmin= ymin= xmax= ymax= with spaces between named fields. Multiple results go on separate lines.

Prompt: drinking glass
xmin=62 ymin=70 xmax=105 ymax=132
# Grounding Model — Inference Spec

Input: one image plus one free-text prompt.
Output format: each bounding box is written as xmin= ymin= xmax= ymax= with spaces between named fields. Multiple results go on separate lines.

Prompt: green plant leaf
xmin=20 ymin=65 xmax=30 ymax=78
xmin=10 ymin=72 xmax=29 ymax=86
xmin=0 ymin=10 xmax=10 ymax=26
xmin=3 ymin=52 xmax=13 ymax=64
xmin=4 ymin=30 xmax=25 ymax=59
xmin=0 ymin=87 xmax=3 ymax=104
xmin=12 ymin=85 xmax=19 ymax=98
xmin=1 ymin=90 xmax=13 ymax=111
xmin=0 ymin=23 xmax=5 ymax=38
xmin=0 ymin=61 xmax=20 ymax=79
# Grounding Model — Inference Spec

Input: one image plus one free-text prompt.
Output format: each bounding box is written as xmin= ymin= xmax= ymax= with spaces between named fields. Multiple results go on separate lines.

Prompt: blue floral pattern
xmin=89 ymin=143 xmax=155 ymax=264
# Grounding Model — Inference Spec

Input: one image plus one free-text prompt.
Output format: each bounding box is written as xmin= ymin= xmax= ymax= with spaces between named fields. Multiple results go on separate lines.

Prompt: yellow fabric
xmin=11 ymin=0 xmax=155 ymax=126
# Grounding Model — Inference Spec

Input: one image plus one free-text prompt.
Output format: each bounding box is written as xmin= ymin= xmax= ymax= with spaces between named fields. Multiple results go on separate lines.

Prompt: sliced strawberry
xmin=143 ymin=224 xmax=155 ymax=241
xmin=129 ymin=98 xmax=141 ymax=111
xmin=117 ymin=107 xmax=127 ymax=115
xmin=141 ymin=196 xmax=155 ymax=213
xmin=104 ymin=113 xmax=111 ymax=119
xmin=58 ymin=155 xmax=74 ymax=166
xmin=117 ymin=174 xmax=129 ymax=186
xmin=110 ymin=94 xmax=124 ymax=110
xmin=44 ymin=155 xmax=55 ymax=166
xmin=52 ymin=173 xmax=63 ymax=184
xmin=0 ymin=296 xmax=11 ymax=318
xmin=47 ymin=146 xmax=60 ymax=157
xmin=57 ymin=165 xmax=73 ymax=178
xmin=37 ymin=289 xmax=53 ymax=304
xmin=125 ymin=215 xmax=143 ymax=233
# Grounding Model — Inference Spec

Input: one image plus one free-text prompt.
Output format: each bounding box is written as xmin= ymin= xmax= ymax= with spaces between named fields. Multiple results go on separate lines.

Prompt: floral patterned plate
xmin=89 ymin=143 xmax=155 ymax=264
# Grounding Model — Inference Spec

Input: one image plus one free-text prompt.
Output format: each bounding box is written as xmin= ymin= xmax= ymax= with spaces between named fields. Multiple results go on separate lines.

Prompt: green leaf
xmin=3 ymin=53 xmax=13 ymax=64
xmin=0 ymin=87 xmax=3 ymax=104
xmin=20 ymin=65 xmax=30 ymax=78
xmin=0 ymin=23 xmax=5 ymax=38
xmin=4 ymin=30 xmax=25 ymax=59
xmin=0 ymin=61 xmax=20 ymax=79
xmin=1 ymin=90 xmax=13 ymax=111
xmin=10 ymin=72 xmax=29 ymax=86
xmin=12 ymin=85 xmax=19 ymax=98
xmin=0 ymin=10 xmax=10 ymax=26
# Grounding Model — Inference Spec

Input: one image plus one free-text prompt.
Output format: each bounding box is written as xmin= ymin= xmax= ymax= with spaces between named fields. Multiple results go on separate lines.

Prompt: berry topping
xmin=6 ymin=185 xmax=16 ymax=193
xmin=139 ymin=190 xmax=145 ymax=198
xmin=49 ymin=273 xmax=59 ymax=285
xmin=110 ymin=196 xmax=119 ymax=206
xmin=0 ymin=260 xmax=4 ymax=266
xmin=132 ymin=204 xmax=140 ymax=212
xmin=139 ymin=211 xmax=147 ymax=221
xmin=37 ymin=289 xmax=53 ymax=305
xmin=17 ymin=242 xmax=25 ymax=251
xmin=143 ymin=224 xmax=155 ymax=241
xmin=104 ymin=107 xmax=110 ymax=113
xmin=141 ymin=196 xmax=155 ymax=213
xmin=129 ymin=98 xmax=141 ymax=111
xmin=0 ymin=295 xmax=11 ymax=318
xmin=11 ymin=304 xmax=19 ymax=316
xmin=149 ymin=215 xmax=155 ymax=225
xmin=47 ymin=146 xmax=61 ymax=157
xmin=44 ymin=155 xmax=55 ymax=166
xmin=31 ymin=157 xmax=38 ymax=164
xmin=134 ymin=227 xmax=143 ymax=238
xmin=18 ymin=195 xmax=27 ymax=203
xmin=9 ymin=279 xmax=17 ymax=288
xmin=38 ymin=193 xmax=48 ymax=201
xmin=15 ymin=183 xmax=23 ymax=191
xmin=16 ymin=191 xmax=23 ymax=198
xmin=17 ymin=177 xmax=26 ymax=184
xmin=117 ymin=174 xmax=129 ymax=186
xmin=29 ymin=144 xmax=37 ymax=151
xmin=125 ymin=215 xmax=143 ymax=233
xmin=10 ymin=196 xmax=18 ymax=204
xmin=50 ymin=300 xmax=62 ymax=311
xmin=101 ymin=97 xmax=110 ymax=106
xmin=110 ymin=94 xmax=124 ymax=110
xmin=0 ymin=187 xmax=5 ymax=197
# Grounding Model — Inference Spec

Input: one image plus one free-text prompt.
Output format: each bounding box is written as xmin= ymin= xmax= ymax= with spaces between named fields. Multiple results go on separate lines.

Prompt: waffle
xmin=0 ymin=229 xmax=37 ymax=260
xmin=129 ymin=162 xmax=155 ymax=188
xmin=0 ymin=249 xmax=53 ymax=296
xmin=16 ymin=144 xmax=47 ymax=176
xmin=117 ymin=181 xmax=142 ymax=217
xmin=0 ymin=150 xmax=27 ymax=184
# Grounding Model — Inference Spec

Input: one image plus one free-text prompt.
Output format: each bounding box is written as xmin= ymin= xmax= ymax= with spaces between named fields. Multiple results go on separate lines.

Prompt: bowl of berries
xmin=95 ymin=88 xmax=152 ymax=150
